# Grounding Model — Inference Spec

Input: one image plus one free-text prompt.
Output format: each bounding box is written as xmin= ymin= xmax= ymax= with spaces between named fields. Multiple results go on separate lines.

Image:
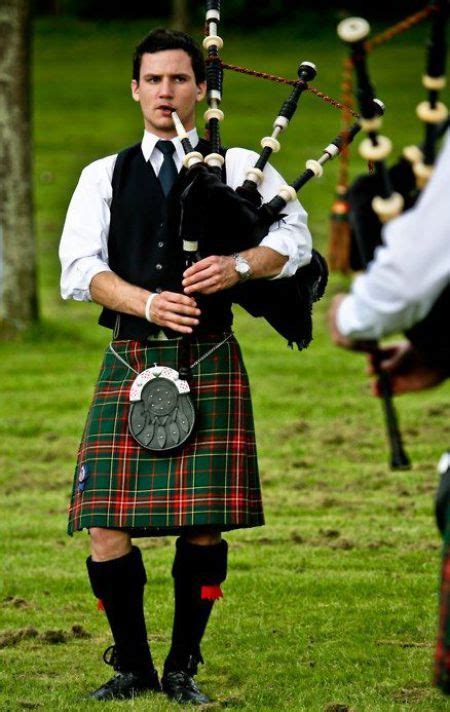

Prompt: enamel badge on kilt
xmin=128 ymin=365 xmax=195 ymax=451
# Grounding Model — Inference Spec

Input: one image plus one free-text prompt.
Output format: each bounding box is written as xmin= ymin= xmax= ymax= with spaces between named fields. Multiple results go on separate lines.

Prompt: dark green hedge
xmin=34 ymin=0 xmax=428 ymax=24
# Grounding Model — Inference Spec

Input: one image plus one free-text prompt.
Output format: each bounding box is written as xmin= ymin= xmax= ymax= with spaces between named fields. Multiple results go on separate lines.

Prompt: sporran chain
xmin=108 ymin=332 xmax=233 ymax=376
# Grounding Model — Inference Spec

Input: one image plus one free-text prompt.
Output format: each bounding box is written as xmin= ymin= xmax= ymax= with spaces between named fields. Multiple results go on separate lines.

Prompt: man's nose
xmin=158 ymin=78 xmax=174 ymax=97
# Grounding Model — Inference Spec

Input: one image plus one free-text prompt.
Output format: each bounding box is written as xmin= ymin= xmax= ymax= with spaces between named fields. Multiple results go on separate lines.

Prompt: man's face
xmin=131 ymin=49 xmax=206 ymax=137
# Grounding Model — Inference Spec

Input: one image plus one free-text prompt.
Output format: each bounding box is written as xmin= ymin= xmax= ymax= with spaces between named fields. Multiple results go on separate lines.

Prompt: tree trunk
xmin=171 ymin=0 xmax=189 ymax=32
xmin=0 ymin=0 xmax=38 ymax=336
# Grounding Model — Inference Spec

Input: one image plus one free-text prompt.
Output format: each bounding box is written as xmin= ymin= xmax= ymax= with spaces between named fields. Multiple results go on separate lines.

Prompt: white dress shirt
xmin=337 ymin=132 xmax=450 ymax=340
xmin=59 ymin=128 xmax=312 ymax=301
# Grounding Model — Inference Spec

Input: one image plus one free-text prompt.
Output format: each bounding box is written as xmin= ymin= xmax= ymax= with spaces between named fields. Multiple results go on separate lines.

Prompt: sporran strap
xmin=114 ymin=333 xmax=232 ymax=453
xmin=108 ymin=332 xmax=233 ymax=376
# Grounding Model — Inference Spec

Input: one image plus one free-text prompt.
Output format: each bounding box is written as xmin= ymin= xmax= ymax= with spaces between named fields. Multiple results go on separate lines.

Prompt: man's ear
xmin=196 ymin=81 xmax=206 ymax=103
xmin=131 ymin=79 xmax=140 ymax=103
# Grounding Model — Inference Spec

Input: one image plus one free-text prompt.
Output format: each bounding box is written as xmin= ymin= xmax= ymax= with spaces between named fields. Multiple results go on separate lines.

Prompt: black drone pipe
xmin=403 ymin=1 xmax=449 ymax=187
xmin=258 ymin=121 xmax=362 ymax=226
xmin=236 ymin=61 xmax=317 ymax=206
xmin=338 ymin=16 xmax=411 ymax=471
xmin=203 ymin=0 xmax=225 ymax=174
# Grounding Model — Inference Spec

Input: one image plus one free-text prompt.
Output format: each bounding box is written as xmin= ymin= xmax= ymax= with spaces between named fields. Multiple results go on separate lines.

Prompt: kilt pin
xmin=68 ymin=333 xmax=264 ymax=536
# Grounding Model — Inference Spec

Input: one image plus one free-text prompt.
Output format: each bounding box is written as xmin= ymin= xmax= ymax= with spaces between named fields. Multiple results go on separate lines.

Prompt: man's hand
xmin=150 ymin=291 xmax=201 ymax=334
xmin=182 ymin=255 xmax=239 ymax=295
xmin=89 ymin=272 xmax=200 ymax=334
xmin=328 ymin=294 xmax=354 ymax=348
xmin=436 ymin=453 xmax=450 ymax=536
xmin=367 ymin=340 xmax=447 ymax=396
xmin=328 ymin=294 xmax=375 ymax=351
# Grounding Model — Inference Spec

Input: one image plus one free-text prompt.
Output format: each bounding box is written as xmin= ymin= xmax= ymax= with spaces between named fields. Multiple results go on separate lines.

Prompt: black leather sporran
xmin=128 ymin=365 xmax=196 ymax=452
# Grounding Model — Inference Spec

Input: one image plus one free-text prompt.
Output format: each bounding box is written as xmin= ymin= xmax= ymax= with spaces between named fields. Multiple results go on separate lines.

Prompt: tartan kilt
xmin=434 ymin=540 xmax=450 ymax=692
xmin=68 ymin=332 xmax=264 ymax=536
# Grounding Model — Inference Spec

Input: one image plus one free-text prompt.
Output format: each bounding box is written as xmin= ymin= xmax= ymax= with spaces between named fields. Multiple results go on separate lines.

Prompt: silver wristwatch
xmin=233 ymin=253 xmax=252 ymax=281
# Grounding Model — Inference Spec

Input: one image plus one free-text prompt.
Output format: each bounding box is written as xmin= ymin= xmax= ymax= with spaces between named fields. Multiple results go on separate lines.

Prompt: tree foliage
xmin=34 ymin=0 xmax=427 ymax=24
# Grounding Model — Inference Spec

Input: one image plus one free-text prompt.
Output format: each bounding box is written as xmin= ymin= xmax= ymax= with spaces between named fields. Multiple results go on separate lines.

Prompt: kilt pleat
xmin=68 ymin=333 xmax=264 ymax=536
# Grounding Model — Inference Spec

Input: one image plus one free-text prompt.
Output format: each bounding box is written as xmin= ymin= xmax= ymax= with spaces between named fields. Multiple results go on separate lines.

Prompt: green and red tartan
xmin=435 ymin=541 xmax=450 ymax=693
xmin=68 ymin=333 xmax=264 ymax=536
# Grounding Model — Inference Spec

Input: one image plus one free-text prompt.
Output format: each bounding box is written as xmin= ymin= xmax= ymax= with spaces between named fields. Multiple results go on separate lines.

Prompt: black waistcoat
xmin=98 ymin=139 xmax=232 ymax=341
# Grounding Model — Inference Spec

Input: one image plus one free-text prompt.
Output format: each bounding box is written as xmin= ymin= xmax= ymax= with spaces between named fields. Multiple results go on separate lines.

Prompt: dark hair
xmin=132 ymin=28 xmax=205 ymax=84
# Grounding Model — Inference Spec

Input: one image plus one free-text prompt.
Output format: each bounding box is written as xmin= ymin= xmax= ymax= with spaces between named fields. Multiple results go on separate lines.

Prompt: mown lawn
xmin=1 ymin=14 xmax=449 ymax=712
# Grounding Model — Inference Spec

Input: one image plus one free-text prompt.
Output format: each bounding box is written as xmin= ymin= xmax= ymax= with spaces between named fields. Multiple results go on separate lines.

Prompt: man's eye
xmin=175 ymin=76 xmax=187 ymax=83
xmin=147 ymin=77 xmax=160 ymax=83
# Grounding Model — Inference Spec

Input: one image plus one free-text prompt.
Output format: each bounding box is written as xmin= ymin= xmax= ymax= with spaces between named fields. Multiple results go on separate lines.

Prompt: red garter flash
xmin=97 ymin=598 xmax=105 ymax=611
xmin=201 ymin=585 xmax=223 ymax=601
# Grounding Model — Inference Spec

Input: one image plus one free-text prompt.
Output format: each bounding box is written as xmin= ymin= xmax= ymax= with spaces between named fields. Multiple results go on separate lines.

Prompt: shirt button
xmin=160 ymin=222 xmax=164 ymax=228
xmin=158 ymin=241 xmax=164 ymax=248
xmin=156 ymin=264 xmax=163 ymax=271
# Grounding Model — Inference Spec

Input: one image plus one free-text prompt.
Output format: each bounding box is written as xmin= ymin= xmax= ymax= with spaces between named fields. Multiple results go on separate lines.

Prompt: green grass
xmin=1 ymin=15 xmax=450 ymax=712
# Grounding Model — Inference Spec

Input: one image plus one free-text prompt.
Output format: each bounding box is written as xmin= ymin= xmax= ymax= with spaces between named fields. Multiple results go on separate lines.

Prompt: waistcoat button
xmin=156 ymin=264 xmax=163 ymax=271
xmin=158 ymin=241 xmax=164 ymax=248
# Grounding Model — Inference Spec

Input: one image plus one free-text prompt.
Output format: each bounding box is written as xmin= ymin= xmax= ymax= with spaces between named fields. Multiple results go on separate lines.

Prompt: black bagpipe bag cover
xmin=347 ymin=159 xmax=418 ymax=270
xmin=179 ymin=167 xmax=328 ymax=350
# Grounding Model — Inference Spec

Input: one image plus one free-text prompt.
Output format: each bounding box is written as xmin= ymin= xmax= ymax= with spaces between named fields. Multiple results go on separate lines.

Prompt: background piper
xmin=328 ymin=132 xmax=450 ymax=695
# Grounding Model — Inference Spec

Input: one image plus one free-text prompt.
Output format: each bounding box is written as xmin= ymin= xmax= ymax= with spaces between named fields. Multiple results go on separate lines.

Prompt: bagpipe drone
xmin=331 ymin=2 xmax=448 ymax=469
xmin=330 ymin=0 xmax=449 ymax=272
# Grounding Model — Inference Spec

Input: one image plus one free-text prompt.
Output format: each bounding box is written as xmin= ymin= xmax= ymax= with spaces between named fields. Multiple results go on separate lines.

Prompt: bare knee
xmin=89 ymin=528 xmax=132 ymax=561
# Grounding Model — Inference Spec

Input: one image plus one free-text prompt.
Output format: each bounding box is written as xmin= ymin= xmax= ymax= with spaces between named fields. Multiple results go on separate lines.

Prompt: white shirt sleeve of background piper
xmin=225 ymin=147 xmax=313 ymax=279
xmin=336 ymin=132 xmax=450 ymax=340
xmin=59 ymin=154 xmax=117 ymax=301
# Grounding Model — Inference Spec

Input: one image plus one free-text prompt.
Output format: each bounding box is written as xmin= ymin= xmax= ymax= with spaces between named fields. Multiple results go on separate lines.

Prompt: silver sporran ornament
xmin=128 ymin=366 xmax=195 ymax=451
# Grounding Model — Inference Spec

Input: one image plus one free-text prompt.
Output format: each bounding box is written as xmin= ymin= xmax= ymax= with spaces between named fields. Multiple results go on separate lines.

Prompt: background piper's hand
xmin=435 ymin=454 xmax=450 ymax=537
xmin=183 ymin=255 xmax=239 ymax=295
xmin=328 ymin=294 xmax=375 ymax=351
xmin=150 ymin=291 xmax=201 ymax=334
xmin=367 ymin=340 xmax=447 ymax=396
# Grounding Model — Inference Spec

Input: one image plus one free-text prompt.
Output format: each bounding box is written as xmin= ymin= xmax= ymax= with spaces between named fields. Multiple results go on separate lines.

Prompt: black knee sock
xmin=164 ymin=538 xmax=228 ymax=675
xmin=86 ymin=546 xmax=154 ymax=675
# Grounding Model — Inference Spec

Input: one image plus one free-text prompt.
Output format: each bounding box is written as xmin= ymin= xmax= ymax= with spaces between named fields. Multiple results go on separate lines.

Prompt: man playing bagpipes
xmin=328 ymin=132 xmax=450 ymax=694
xmin=58 ymin=27 xmax=312 ymax=704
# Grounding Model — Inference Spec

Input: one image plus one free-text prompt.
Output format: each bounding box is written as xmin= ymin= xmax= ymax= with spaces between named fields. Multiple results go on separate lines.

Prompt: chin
xmin=147 ymin=120 xmax=172 ymax=134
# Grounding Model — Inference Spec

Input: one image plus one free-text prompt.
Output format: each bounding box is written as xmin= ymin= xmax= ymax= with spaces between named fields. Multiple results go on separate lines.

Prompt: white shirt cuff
xmin=336 ymin=294 xmax=382 ymax=340
xmin=61 ymin=259 xmax=112 ymax=302
xmin=260 ymin=224 xmax=311 ymax=280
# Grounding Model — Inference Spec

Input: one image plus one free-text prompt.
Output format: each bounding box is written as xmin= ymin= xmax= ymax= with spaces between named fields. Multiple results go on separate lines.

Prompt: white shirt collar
xmin=141 ymin=128 xmax=199 ymax=165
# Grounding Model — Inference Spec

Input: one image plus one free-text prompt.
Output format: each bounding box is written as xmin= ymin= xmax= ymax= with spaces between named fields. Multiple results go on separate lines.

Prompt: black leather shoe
xmin=162 ymin=670 xmax=211 ymax=705
xmin=89 ymin=669 xmax=161 ymax=701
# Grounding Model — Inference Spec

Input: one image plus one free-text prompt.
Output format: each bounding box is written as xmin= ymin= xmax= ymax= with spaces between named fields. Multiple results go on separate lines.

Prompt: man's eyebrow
xmin=142 ymin=72 xmax=191 ymax=79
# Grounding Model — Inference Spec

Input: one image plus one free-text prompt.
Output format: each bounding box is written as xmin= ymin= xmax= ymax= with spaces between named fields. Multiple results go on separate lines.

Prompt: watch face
xmin=237 ymin=262 xmax=250 ymax=275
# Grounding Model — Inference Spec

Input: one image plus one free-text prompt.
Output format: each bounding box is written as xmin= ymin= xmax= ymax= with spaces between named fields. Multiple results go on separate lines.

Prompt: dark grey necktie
xmin=156 ymin=140 xmax=178 ymax=196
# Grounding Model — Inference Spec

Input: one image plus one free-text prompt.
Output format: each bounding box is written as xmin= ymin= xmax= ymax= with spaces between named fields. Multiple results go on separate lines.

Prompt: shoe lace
xmin=168 ymin=670 xmax=200 ymax=693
